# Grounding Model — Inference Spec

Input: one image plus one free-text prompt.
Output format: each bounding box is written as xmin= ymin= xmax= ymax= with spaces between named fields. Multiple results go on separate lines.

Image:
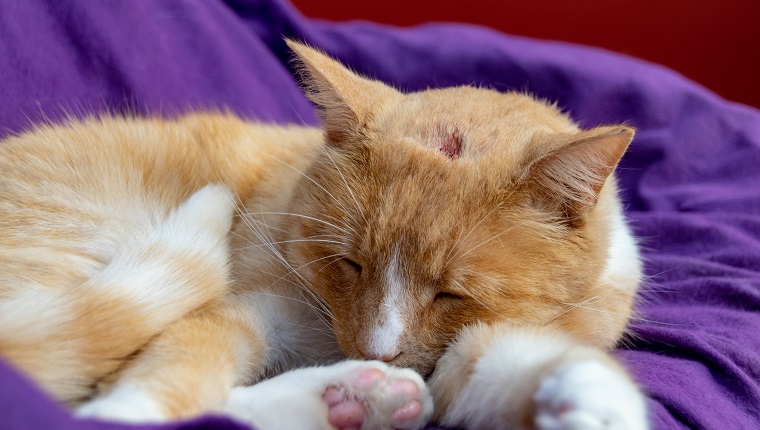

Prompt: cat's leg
xmin=223 ymin=360 xmax=433 ymax=430
xmin=1 ymin=183 xmax=238 ymax=402
xmin=74 ymin=183 xmax=263 ymax=421
xmin=428 ymin=322 xmax=647 ymax=430
xmin=78 ymin=297 xmax=433 ymax=428
xmin=76 ymin=297 xmax=267 ymax=422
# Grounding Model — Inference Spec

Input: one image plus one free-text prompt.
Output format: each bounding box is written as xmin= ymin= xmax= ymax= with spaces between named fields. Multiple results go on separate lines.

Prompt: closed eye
xmin=341 ymin=257 xmax=363 ymax=274
xmin=434 ymin=292 xmax=461 ymax=301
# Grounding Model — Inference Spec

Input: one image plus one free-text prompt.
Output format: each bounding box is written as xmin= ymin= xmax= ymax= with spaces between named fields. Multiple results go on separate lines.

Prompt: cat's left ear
xmin=286 ymin=40 xmax=401 ymax=145
xmin=527 ymin=126 xmax=634 ymax=220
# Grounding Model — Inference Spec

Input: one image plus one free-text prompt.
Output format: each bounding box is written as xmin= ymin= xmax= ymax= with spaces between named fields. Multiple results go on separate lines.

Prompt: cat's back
xmin=0 ymin=113 xmax=322 ymax=294
xmin=0 ymin=113 xmax=322 ymax=399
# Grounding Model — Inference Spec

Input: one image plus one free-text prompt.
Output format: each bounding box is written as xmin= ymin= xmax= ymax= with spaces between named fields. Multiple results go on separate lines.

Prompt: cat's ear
xmin=286 ymin=40 xmax=401 ymax=144
xmin=526 ymin=126 xmax=634 ymax=220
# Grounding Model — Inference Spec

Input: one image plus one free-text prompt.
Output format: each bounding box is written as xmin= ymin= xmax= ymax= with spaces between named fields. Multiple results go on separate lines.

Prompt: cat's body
xmin=0 ymin=42 xmax=647 ymax=430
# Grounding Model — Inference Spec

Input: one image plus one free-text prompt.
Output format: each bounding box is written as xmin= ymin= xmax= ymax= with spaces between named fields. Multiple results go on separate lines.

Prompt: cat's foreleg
xmin=428 ymin=322 xmax=647 ymax=430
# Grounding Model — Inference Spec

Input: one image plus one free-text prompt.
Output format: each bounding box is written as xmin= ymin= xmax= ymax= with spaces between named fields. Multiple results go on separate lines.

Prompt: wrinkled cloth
xmin=1 ymin=1 xmax=759 ymax=429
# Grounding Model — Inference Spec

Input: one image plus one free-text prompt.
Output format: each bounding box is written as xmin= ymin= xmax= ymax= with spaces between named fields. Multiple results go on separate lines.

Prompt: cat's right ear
xmin=286 ymin=40 xmax=401 ymax=145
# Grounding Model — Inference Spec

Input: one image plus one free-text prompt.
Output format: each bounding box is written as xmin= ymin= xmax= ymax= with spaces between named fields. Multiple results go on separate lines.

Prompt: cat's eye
xmin=341 ymin=257 xmax=362 ymax=274
xmin=434 ymin=292 xmax=460 ymax=302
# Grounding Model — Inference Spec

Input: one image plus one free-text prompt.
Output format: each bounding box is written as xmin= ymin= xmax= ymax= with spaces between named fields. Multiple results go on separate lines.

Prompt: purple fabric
xmin=1 ymin=1 xmax=759 ymax=429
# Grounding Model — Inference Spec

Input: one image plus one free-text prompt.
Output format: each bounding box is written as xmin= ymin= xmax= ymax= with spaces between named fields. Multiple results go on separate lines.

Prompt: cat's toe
xmin=387 ymin=379 xmax=423 ymax=422
xmin=323 ymin=361 xmax=432 ymax=430
xmin=323 ymin=386 xmax=366 ymax=430
xmin=534 ymin=360 xmax=647 ymax=430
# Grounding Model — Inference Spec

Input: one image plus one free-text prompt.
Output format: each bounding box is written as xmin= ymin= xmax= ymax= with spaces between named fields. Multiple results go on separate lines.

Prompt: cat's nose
xmin=357 ymin=345 xmax=401 ymax=362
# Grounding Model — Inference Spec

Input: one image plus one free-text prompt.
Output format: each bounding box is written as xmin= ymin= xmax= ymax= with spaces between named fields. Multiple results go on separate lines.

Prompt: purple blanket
xmin=1 ymin=1 xmax=759 ymax=429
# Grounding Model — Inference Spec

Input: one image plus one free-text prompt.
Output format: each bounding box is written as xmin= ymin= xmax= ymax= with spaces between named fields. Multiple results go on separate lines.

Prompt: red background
xmin=291 ymin=0 xmax=760 ymax=109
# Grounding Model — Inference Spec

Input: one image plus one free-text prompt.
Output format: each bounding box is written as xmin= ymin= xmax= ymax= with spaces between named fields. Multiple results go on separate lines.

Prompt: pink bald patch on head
xmin=439 ymin=128 xmax=463 ymax=159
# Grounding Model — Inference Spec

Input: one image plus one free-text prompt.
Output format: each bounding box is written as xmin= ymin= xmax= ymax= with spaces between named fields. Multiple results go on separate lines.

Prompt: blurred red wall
xmin=291 ymin=0 xmax=760 ymax=109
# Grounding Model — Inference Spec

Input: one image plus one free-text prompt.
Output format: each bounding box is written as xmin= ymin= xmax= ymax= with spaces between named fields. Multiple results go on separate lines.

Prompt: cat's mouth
xmin=346 ymin=347 xmax=437 ymax=379
xmin=383 ymin=352 xmax=439 ymax=380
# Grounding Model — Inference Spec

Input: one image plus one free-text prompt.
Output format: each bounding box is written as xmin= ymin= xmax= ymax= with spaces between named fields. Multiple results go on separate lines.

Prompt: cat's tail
xmin=0 ymin=184 xmax=235 ymax=403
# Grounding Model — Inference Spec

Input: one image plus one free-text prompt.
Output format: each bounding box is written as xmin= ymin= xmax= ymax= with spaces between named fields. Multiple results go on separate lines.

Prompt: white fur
xmin=535 ymin=360 xmax=648 ymax=430
xmin=0 ymin=288 xmax=71 ymax=340
xmin=76 ymin=384 xmax=166 ymax=422
xmin=601 ymin=211 xmax=641 ymax=291
xmin=73 ymin=186 xmax=235 ymax=422
xmin=368 ymin=251 xmax=405 ymax=359
xmin=441 ymin=327 xmax=572 ymax=429
xmin=0 ymin=288 xmax=87 ymax=386
xmin=88 ymin=184 xmax=234 ymax=319
xmin=223 ymin=360 xmax=432 ymax=430
xmin=438 ymin=327 xmax=648 ymax=430
xmin=235 ymin=288 xmax=343 ymax=374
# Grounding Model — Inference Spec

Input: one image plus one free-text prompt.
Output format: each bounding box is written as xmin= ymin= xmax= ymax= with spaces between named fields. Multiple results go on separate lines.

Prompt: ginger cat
xmin=0 ymin=41 xmax=647 ymax=430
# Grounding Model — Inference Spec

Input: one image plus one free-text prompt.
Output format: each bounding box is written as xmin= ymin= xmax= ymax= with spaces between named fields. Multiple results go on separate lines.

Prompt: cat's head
xmin=283 ymin=41 xmax=634 ymax=377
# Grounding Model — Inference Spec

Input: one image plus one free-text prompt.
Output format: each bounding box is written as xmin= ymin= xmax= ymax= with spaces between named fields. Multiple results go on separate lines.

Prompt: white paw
xmin=224 ymin=360 xmax=433 ymax=430
xmin=75 ymin=384 xmax=166 ymax=423
xmin=534 ymin=360 xmax=648 ymax=430
xmin=320 ymin=361 xmax=432 ymax=430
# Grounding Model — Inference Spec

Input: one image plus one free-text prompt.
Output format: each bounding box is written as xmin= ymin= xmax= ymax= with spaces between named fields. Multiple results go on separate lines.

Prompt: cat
xmin=0 ymin=40 xmax=647 ymax=430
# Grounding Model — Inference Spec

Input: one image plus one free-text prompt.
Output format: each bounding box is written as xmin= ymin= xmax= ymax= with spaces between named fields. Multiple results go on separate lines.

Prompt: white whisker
xmin=451 ymin=279 xmax=501 ymax=317
xmin=232 ymin=237 xmax=346 ymax=252
xmin=325 ymin=149 xmax=366 ymax=225
xmin=245 ymin=211 xmax=352 ymax=236
xmin=447 ymin=205 xmax=502 ymax=264
xmin=258 ymin=152 xmax=356 ymax=223
xmin=455 ymin=221 xmax=528 ymax=261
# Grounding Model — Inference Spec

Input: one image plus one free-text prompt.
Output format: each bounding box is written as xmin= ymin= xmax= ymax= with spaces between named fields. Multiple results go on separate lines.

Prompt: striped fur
xmin=0 ymin=42 xmax=645 ymax=429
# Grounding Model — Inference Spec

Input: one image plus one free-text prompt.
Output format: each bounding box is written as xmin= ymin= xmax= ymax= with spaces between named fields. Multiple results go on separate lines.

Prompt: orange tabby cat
xmin=0 ymin=41 xmax=647 ymax=430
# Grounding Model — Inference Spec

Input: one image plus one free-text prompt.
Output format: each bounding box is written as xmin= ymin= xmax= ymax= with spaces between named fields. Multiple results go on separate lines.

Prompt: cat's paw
xmin=534 ymin=360 xmax=647 ymax=430
xmin=75 ymin=385 xmax=166 ymax=423
xmin=224 ymin=360 xmax=433 ymax=430
xmin=321 ymin=361 xmax=432 ymax=430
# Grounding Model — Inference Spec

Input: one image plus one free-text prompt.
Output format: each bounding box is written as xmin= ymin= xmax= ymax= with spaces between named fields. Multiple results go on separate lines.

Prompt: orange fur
xmin=0 ymin=41 xmax=642 ymax=428
xmin=0 ymin=114 xmax=322 ymax=408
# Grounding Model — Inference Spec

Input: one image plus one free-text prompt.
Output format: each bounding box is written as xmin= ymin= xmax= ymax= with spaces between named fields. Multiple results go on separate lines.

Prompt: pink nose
xmin=357 ymin=346 xmax=401 ymax=362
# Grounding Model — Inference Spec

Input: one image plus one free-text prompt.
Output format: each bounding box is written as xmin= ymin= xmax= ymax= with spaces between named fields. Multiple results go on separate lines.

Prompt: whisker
xmin=544 ymin=280 xmax=688 ymax=329
xmin=257 ymin=152 xmax=356 ymax=222
xmin=247 ymin=291 xmax=334 ymax=333
xmin=232 ymin=237 xmax=346 ymax=252
xmin=184 ymin=154 xmax=341 ymax=329
xmin=311 ymin=255 xmax=344 ymax=277
xmin=244 ymin=211 xmax=352 ymax=236
xmin=325 ymin=149 xmax=367 ymax=225
xmin=236 ymin=200 xmax=335 ymax=323
xmin=454 ymin=221 xmax=530 ymax=261
xmin=447 ymin=205 xmax=501 ymax=264
xmin=547 ymin=289 xmax=615 ymax=323
xmin=240 ymin=262 xmax=333 ymax=324
xmin=451 ymin=279 xmax=501 ymax=317
xmin=562 ymin=303 xmax=688 ymax=327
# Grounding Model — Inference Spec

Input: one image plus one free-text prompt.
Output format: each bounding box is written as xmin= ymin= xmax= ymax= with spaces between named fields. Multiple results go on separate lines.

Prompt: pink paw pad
xmin=323 ymin=387 xmax=364 ymax=430
xmin=322 ymin=367 xmax=425 ymax=430
xmin=388 ymin=380 xmax=422 ymax=421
